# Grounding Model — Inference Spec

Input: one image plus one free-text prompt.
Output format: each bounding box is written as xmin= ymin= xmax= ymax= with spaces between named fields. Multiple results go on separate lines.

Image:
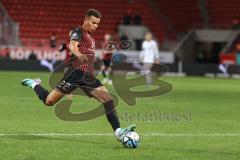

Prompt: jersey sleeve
xmin=69 ymin=27 xmax=83 ymax=42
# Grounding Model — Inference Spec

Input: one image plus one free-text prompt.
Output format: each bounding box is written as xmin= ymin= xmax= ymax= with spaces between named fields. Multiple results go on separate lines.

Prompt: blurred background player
xmin=139 ymin=32 xmax=160 ymax=85
xmin=101 ymin=33 xmax=113 ymax=85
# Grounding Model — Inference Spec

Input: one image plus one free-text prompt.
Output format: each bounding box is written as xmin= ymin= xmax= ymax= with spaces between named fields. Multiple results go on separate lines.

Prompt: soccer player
xmin=21 ymin=9 xmax=135 ymax=142
xmin=101 ymin=33 xmax=113 ymax=85
xmin=140 ymin=32 xmax=160 ymax=85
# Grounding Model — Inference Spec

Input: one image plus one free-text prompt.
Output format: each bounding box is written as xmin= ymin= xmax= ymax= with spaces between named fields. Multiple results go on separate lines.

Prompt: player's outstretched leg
xmin=90 ymin=85 xmax=136 ymax=142
xmin=21 ymin=78 xmax=64 ymax=106
xmin=21 ymin=78 xmax=41 ymax=88
xmin=21 ymin=78 xmax=49 ymax=104
xmin=102 ymin=98 xmax=136 ymax=142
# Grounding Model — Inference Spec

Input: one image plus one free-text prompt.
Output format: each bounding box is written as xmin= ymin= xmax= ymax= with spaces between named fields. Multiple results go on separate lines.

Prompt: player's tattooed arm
xmin=69 ymin=40 xmax=88 ymax=63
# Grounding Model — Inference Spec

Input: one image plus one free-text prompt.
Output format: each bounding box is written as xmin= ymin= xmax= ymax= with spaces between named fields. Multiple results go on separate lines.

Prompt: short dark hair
xmin=85 ymin=9 xmax=101 ymax=18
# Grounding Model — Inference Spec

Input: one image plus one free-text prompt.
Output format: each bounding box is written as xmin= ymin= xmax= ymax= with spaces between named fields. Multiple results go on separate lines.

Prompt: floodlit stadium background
xmin=0 ymin=0 xmax=240 ymax=160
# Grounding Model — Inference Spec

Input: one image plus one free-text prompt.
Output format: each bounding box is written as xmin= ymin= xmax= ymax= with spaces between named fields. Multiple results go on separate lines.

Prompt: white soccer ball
xmin=121 ymin=131 xmax=140 ymax=148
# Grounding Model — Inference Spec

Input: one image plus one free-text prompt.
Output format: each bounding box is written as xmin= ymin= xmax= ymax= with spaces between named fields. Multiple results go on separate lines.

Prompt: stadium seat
xmin=2 ymin=0 xmax=173 ymax=46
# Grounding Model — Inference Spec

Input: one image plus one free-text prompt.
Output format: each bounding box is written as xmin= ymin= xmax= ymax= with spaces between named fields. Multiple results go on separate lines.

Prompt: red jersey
xmin=102 ymin=40 xmax=113 ymax=61
xmin=69 ymin=27 xmax=95 ymax=73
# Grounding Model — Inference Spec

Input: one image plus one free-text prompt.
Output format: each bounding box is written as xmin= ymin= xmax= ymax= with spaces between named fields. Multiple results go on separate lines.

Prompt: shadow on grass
xmin=143 ymin=144 xmax=239 ymax=157
xmin=6 ymin=135 xmax=114 ymax=148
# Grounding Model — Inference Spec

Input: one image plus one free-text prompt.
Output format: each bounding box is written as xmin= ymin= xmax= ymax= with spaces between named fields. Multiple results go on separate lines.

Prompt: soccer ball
xmin=121 ymin=131 xmax=140 ymax=148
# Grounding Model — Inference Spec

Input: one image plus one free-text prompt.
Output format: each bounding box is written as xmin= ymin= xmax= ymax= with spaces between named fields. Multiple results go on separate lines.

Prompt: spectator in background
xmin=231 ymin=16 xmax=240 ymax=30
xmin=133 ymin=15 xmax=142 ymax=25
xmin=122 ymin=15 xmax=132 ymax=25
xmin=28 ymin=50 xmax=37 ymax=60
xmin=50 ymin=33 xmax=57 ymax=48
xmin=121 ymin=12 xmax=142 ymax=26
xmin=120 ymin=32 xmax=130 ymax=41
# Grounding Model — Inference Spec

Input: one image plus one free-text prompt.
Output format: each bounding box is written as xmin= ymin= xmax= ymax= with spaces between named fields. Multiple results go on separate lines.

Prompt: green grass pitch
xmin=0 ymin=71 xmax=240 ymax=160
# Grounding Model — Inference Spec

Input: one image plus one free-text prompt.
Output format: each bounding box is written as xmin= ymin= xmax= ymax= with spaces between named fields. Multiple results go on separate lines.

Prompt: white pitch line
xmin=141 ymin=133 xmax=240 ymax=136
xmin=0 ymin=133 xmax=113 ymax=136
xmin=1 ymin=133 xmax=240 ymax=136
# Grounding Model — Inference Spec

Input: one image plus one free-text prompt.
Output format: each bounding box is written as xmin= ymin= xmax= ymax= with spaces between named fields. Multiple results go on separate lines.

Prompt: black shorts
xmin=103 ymin=59 xmax=111 ymax=67
xmin=55 ymin=68 xmax=103 ymax=96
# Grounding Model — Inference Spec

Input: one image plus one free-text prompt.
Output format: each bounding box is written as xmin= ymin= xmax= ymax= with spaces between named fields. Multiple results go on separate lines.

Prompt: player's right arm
xmin=69 ymin=40 xmax=88 ymax=62
xmin=68 ymin=28 xmax=88 ymax=62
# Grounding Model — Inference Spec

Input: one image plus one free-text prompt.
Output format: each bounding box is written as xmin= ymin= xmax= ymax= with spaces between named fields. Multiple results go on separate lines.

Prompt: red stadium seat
xmin=2 ymin=0 xmax=173 ymax=46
